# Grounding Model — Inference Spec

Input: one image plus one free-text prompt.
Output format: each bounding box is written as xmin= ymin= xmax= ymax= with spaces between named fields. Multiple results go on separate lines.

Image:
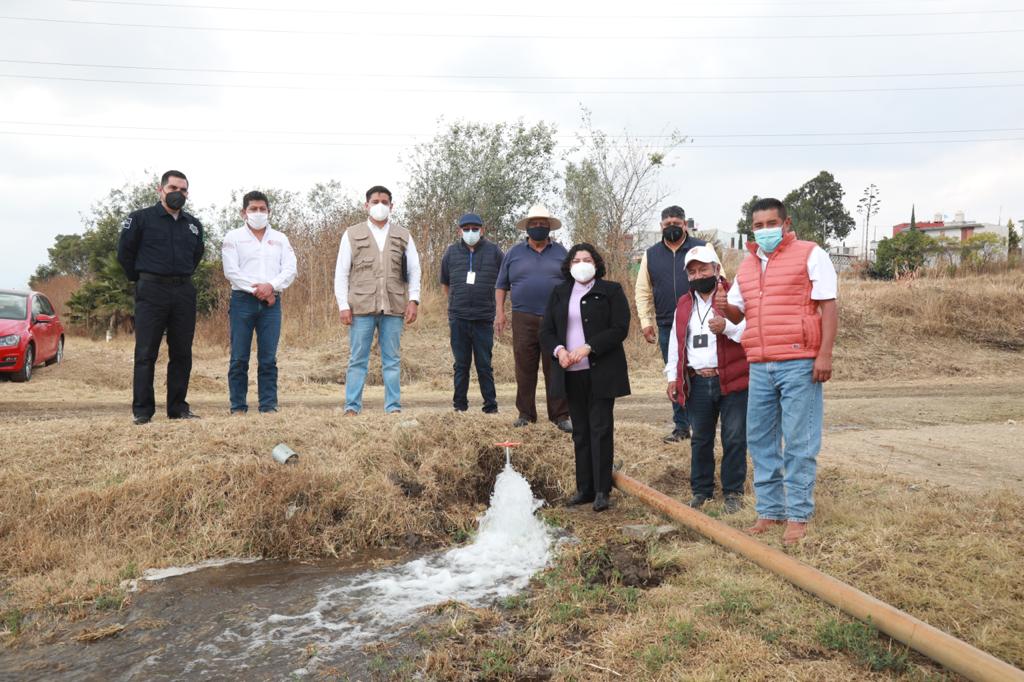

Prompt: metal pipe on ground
xmin=612 ymin=471 xmax=1024 ymax=682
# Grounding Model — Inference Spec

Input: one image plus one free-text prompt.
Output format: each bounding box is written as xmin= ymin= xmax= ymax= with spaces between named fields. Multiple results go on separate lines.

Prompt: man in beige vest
xmin=333 ymin=185 xmax=421 ymax=414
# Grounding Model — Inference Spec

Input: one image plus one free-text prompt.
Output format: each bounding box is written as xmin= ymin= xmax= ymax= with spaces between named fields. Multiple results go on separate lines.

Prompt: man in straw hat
xmin=495 ymin=204 xmax=572 ymax=432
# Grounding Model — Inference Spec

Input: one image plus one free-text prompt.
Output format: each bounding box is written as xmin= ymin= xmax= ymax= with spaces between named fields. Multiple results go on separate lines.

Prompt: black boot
xmin=592 ymin=492 xmax=609 ymax=512
xmin=565 ymin=491 xmax=595 ymax=506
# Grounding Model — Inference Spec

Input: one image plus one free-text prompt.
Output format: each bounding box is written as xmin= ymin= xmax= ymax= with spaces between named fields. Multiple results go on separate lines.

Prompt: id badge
xmin=692 ymin=334 xmax=709 ymax=349
xmin=466 ymin=271 xmax=476 ymax=285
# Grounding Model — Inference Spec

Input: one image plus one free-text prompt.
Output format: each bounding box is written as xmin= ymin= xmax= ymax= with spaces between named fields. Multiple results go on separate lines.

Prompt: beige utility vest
xmin=346 ymin=221 xmax=410 ymax=316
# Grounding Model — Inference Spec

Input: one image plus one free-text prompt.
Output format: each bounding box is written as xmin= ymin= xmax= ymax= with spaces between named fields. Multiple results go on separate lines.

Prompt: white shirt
xmin=333 ymin=219 xmax=422 ymax=312
xmin=664 ymin=293 xmax=745 ymax=380
xmin=727 ymin=244 xmax=838 ymax=312
xmin=221 ymin=224 xmax=297 ymax=293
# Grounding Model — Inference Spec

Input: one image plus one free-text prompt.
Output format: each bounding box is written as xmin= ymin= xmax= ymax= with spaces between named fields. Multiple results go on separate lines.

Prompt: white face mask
xmin=570 ymin=261 xmax=597 ymax=283
xmin=246 ymin=212 xmax=269 ymax=230
xmin=462 ymin=229 xmax=481 ymax=246
xmin=369 ymin=203 xmax=391 ymax=222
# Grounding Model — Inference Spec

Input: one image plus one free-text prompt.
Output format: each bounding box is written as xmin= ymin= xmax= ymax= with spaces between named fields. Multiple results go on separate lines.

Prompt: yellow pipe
xmin=612 ymin=471 xmax=1024 ymax=682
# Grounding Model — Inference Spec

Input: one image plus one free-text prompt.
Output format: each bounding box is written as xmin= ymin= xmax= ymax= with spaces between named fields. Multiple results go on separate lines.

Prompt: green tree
xmin=959 ymin=232 xmax=1006 ymax=269
xmin=735 ymin=195 xmax=761 ymax=238
xmin=783 ymin=171 xmax=856 ymax=247
xmin=873 ymin=228 xmax=936 ymax=278
xmin=563 ymin=108 xmax=684 ymax=278
xmin=1008 ymin=219 xmax=1019 ymax=256
xmin=402 ymin=119 xmax=560 ymax=287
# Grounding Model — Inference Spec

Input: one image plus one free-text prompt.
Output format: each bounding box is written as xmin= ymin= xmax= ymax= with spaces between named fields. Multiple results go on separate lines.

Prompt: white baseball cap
xmin=683 ymin=244 xmax=721 ymax=267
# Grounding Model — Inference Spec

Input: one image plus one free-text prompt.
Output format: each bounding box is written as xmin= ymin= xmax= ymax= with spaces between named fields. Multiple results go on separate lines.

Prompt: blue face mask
xmin=754 ymin=227 xmax=784 ymax=253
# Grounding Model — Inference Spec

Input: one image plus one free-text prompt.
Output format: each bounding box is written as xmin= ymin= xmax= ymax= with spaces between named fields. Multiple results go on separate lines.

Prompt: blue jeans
xmin=658 ymin=324 xmax=690 ymax=433
xmin=450 ymin=318 xmax=497 ymax=413
xmin=746 ymin=359 xmax=823 ymax=522
xmin=228 ymin=290 xmax=282 ymax=413
xmin=345 ymin=313 xmax=404 ymax=414
xmin=687 ymin=374 xmax=748 ymax=498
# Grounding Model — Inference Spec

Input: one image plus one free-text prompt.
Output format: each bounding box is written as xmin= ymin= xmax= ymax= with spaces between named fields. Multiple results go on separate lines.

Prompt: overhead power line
xmin=64 ymin=0 xmax=1024 ymax=20
xmin=3 ymin=72 xmax=1023 ymax=95
xmin=3 ymin=120 xmax=1023 ymax=140
xmin=1 ymin=129 xmax=1022 ymax=149
xmin=3 ymin=58 xmax=1023 ymax=82
xmin=2 ymin=15 xmax=1023 ymax=40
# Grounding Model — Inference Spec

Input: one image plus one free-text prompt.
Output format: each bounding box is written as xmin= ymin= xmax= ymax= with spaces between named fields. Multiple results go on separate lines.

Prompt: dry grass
xmin=2 ymin=273 xmax=1023 ymax=679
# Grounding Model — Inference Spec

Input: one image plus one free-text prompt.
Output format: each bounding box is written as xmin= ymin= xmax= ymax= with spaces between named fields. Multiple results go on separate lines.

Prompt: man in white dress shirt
xmin=665 ymin=245 xmax=750 ymax=513
xmin=333 ymin=185 xmax=421 ymax=415
xmin=221 ymin=190 xmax=297 ymax=414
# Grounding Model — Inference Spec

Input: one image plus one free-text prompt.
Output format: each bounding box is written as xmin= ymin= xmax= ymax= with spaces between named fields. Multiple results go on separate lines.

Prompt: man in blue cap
xmin=440 ymin=213 xmax=505 ymax=413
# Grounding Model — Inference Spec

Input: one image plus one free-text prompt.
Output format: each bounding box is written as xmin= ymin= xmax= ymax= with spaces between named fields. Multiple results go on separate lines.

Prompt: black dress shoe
xmin=169 ymin=410 xmax=201 ymax=420
xmin=593 ymin=492 xmax=610 ymax=512
xmin=133 ymin=415 xmax=151 ymax=425
xmin=565 ymin=491 xmax=595 ymax=506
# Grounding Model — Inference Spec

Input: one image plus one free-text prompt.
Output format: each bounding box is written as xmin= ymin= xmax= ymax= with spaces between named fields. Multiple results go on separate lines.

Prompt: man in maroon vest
xmin=665 ymin=246 xmax=750 ymax=514
xmin=717 ymin=198 xmax=838 ymax=545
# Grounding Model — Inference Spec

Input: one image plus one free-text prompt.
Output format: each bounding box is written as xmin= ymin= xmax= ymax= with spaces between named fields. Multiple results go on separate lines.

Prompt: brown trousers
xmin=511 ymin=311 xmax=570 ymax=423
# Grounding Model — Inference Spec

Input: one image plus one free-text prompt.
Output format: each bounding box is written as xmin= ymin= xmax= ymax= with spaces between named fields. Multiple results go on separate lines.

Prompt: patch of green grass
xmin=117 ymin=562 xmax=139 ymax=582
xmin=500 ymin=594 xmax=527 ymax=611
xmin=616 ymin=586 xmax=641 ymax=612
xmin=703 ymin=587 xmax=757 ymax=622
xmin=479 ymin=644 xmax=514 ymax=677
xmin=817 ymin=618 xmax=909 ymax=673
xmin=550 ymin=602 xmax=584 ymax=624
xmin=635 ymin=619 xmax=701 ymax=672
xmin=2 ymin=609 xmax=24 ymax=635
xmin=94 ymin=592 xmax=123 ymax=611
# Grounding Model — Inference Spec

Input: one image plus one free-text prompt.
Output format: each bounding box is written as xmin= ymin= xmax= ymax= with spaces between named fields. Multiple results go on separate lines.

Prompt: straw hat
xmin=515 ymin=203 xmax=562 ymax=231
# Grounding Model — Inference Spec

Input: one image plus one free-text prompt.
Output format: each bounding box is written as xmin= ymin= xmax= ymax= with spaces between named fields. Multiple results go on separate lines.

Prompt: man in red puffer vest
xmin=718 ymin=197 xmax=838 ymax=545
xmin=665 ymin=245 xmax=750 ymax=515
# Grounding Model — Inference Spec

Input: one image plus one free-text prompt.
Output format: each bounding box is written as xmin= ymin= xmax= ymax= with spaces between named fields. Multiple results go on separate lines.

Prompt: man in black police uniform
xmin=117 ymin=170 xmax=205 ymax=425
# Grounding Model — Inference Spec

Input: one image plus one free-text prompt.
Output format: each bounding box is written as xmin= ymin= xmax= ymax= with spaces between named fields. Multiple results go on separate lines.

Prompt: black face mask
xmin=526 ymin=227 xmax=550 ymax=242
xmin=165 ymin=191 xmax=187 ymax=211
xmin=662 ymin=226 xmax=684 ymax=243
xmin=690 ymin=275 xmax=717 ymax=295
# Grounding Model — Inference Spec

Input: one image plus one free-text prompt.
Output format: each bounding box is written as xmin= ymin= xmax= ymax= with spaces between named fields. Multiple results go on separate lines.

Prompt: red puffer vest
xmin=673 ymin=279 xmax=750 ymax=407
xmin=736 ymin=232 xmax=821 ymax=363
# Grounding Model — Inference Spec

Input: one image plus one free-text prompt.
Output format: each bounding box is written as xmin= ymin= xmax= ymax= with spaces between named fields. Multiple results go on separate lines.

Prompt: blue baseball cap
xmin=458 ymin=213 xmax=483 ymax=228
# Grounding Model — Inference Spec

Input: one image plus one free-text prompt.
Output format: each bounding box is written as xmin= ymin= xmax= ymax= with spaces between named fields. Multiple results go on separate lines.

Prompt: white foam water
xmin=179 ymin=456 xmax=553 ymax=676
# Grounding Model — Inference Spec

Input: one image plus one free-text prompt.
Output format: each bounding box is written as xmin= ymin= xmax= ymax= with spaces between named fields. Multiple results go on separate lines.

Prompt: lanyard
xmin=468 ymin=249 xmax=474 ymax=273
xmin=695 ymin=295 xmax=713 ymax=329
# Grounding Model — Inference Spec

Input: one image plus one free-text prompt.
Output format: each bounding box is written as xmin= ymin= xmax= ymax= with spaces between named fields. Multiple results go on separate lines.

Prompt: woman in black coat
xmin=540 ymin=243 xmax=631 ymax=511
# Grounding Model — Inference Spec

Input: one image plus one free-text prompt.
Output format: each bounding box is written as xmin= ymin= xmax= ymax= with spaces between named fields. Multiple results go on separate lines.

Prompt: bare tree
xmin=564 ymin=108 xmax=685 ymax=280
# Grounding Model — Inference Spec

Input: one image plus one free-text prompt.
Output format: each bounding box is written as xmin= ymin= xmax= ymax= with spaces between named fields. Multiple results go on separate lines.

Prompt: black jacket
xmin=117 ymin=202 xmax=205 ymax=281
xmin=540 ymin=278 xmax=631 ymax=400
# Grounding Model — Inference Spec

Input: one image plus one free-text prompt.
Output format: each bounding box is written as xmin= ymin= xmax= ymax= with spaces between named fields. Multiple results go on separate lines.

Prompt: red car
xmin=0 ymin=289 xmax=65 ymax=382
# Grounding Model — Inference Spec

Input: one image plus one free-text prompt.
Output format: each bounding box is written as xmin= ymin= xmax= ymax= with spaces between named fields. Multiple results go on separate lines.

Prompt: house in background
xmin=892 ymin=211 xmax=1009 ymax=243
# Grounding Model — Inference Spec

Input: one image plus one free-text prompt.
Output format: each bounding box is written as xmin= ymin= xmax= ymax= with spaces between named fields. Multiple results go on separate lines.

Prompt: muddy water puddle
xmin=2 ymin=458 xmax=557 ymax=680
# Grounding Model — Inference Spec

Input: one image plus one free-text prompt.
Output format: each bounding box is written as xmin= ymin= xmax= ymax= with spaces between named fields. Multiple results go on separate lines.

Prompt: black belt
xmin=139 ymin=273 xmax=190 ymax=285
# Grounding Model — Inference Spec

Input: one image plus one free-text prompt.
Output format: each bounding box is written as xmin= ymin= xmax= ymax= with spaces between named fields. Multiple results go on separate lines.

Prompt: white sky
xmin=1 ymin=0 xmax=1023 ymax=288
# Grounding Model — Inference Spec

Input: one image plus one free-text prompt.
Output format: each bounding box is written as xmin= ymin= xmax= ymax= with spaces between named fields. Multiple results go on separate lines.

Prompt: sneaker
xmin=687 ymin=494 xmax=711 ymax=509
xmin=723 ymin=493 xmax=745 ymax=514
xmin=343 ymin=409 xmax=358 ymax=417
xmin=556 ymin=419 xmax=573 ymax=433
xmin=133 ymin=415 xmax=151 ymax=425
xmin=230 ymin=409 xmax=247 ymax=416
xmin=259 ymin=407 xmax=279 ymax=414
xmin=662 ymin=429 xmax=690 ymax=443
xmin=513 ymin=417 xmax=531 ymax=428
xmin=169 ymin=410 xmax=201 ymax=420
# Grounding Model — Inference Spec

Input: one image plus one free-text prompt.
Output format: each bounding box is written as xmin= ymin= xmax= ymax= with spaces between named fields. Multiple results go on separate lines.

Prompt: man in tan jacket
xmin=333 ymin=185 xmax=421 ymax=414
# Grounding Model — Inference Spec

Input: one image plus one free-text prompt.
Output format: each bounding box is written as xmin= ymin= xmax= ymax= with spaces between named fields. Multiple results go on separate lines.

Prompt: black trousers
xmin=565 ymin=369 xmax=616 ymax=496
xmin=132 ymin=278 xmax=197 ymax=419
